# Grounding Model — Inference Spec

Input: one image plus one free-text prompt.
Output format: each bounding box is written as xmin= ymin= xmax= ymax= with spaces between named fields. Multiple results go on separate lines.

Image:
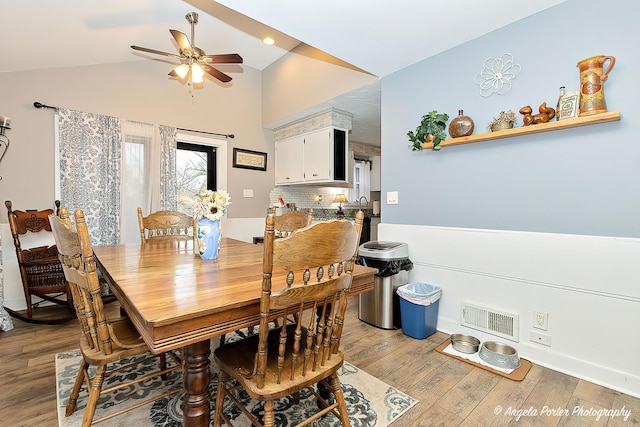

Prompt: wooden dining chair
xmin=50 ymin=208 xmax=183 ymax=426
xmin=4 ymin=199 xmax=74 ymax=323
xmin=272 ymin=208 xmax=313 ymax=238
xmin=213 ymin=210 xmax=364 ymax=427
xmin=220 ymin=207 xmax=314 ymax=345
xmin=137 ymin=207 xmax=195 ymax=243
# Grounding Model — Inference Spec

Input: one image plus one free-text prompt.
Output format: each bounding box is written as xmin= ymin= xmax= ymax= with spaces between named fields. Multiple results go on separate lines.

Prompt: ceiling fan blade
xmin=203 ymin=64 xmax=232 ymax=83
xmin=170 ymin=29 xmax=193 ymax=56
xmin=131 ymin=45 xmax=182 ymax=60
xmin=201 ymin=54 xmax=243 ymax=64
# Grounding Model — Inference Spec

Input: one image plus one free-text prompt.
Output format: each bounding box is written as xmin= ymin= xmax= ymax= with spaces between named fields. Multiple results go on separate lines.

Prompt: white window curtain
xmin=57 ymin=109 xmax=177 ymax=245
xmin=120 ymin=121 xmax=177 ymax=243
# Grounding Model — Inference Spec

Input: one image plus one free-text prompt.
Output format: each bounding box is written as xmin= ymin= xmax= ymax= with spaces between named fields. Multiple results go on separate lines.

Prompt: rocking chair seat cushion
xmin=214 ymin=324 xmax=344 ymax=401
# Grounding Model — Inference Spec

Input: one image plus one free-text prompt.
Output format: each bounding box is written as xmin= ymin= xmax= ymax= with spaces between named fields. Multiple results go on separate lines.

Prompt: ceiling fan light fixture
xmin=132 ymin=11 xmax=242 ymax=87
xmin=173 ymin=63 xmax=190 ymax=79
xmin=191 ymin=63 xmax=205 ymax=83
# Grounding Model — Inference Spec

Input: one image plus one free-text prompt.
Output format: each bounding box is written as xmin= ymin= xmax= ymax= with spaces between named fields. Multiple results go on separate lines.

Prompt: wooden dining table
xmin=93 ymin=237 xmax=376 ymax=427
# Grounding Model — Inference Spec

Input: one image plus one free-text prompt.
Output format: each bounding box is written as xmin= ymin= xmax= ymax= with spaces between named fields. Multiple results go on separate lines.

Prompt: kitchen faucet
xmin=317 ymin=199 xmax=327 ymax=216
xmin=358 ymin=196 xmax=369 ymax=207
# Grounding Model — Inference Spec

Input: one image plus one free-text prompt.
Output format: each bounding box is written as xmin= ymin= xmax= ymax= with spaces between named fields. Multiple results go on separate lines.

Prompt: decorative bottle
xmin=448 ymin=109 xmax=474 ymax=138
xmin=556 ymin=86 xmax=566 ymax=121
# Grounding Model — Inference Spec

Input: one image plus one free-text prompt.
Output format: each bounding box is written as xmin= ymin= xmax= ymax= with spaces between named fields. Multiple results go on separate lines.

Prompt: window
xmin=175 ymin=131 xmax=228 ymax=216
xmin=349 ymin=160 xmax=371 ymax=202
xmin=120 ymin=128 xmax=227 ymax=243
xmin=176 ymin=142 xmax=216 ymax=215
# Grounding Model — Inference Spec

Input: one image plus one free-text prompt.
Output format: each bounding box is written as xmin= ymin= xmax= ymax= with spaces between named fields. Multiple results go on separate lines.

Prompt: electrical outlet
xmin=533 ymin=310 xmax=548 ymax=330
xmin=242 ymin=189 xmax=254 ymax=198
xmin=386 ymin=191 xmax=399 ymax=205
xmin=530 ymin=330 xmax=552 ymax=346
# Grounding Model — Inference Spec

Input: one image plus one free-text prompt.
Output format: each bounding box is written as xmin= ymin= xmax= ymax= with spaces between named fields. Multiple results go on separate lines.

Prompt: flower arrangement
xmin=192 ymin=189 xmax=231 ymax=221
xmin=487 ymin=110 xmax=518 ymax=132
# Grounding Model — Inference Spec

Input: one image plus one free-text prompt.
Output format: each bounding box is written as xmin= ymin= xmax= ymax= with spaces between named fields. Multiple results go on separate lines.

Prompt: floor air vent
xmin=460 ymin=302 xmax=519 ymax=342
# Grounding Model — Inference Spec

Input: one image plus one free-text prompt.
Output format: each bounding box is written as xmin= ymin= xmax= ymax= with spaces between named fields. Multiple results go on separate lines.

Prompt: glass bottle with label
xmin=556 ymin=86 xmax=566 ymax=121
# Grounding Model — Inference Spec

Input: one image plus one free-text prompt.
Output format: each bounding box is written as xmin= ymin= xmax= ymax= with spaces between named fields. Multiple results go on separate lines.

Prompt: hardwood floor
xmin=1 ymin=300 xmax=638 ymax=426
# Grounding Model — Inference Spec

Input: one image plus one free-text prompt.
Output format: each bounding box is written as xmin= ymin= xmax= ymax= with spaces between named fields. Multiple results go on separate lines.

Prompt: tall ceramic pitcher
xmin=577 ymin=55 xmax=615 ymax=116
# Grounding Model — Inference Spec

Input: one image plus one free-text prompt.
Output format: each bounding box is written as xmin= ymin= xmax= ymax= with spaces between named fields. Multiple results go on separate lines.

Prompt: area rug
xmin=56 ymin=348 xmax=417 ymax=426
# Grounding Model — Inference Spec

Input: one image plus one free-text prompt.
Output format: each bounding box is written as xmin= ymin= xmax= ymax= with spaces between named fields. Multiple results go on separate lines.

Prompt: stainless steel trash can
xmin=356 ymin=241 xmax=413 ymax=329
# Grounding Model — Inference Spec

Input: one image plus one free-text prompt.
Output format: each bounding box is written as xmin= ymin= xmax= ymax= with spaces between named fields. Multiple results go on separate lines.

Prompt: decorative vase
xmin=196 ymin=218 xmax=221 ymax=260
xmin=577 ymin=55 xmax=615 ymax=116
xmin=448 ymin=109 xmax=475 ymax=138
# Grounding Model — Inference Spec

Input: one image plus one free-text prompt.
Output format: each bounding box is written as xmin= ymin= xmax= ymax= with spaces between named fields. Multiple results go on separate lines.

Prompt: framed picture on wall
xmin=232 ymin=148 xmax=267 ymax=171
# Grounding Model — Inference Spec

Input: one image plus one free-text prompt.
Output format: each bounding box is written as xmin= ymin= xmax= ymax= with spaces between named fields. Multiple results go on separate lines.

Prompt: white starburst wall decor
xmin=474 ymin=53 xmax=521 ymax=97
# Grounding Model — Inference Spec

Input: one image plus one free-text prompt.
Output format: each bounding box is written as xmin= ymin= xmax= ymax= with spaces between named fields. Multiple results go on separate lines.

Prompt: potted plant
xmin=487 ymin=110 xmax=517 ymax=132
xmin=407 ymin=110 xmax=450 ymax=151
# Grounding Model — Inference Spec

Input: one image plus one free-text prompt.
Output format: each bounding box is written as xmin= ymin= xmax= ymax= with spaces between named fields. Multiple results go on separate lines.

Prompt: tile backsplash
xmin=269 ymin=186 xmax=377 ymax=219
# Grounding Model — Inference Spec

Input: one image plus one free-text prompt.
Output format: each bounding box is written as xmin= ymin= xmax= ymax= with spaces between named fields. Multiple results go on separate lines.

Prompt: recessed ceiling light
xmin=262 ymin=37 xmax=275 ymax=46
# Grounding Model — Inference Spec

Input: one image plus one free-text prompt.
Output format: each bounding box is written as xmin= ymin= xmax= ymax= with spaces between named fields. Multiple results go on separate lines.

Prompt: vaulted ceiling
xmin=5 ymin=0 xmax=567 ymax=145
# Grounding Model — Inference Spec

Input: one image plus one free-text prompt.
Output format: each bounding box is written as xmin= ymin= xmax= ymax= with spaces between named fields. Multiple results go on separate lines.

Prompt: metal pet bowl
xmin=478 ymin=341 xmax=521 ymax=369
xmin=450 ymin=333 xmax=480 ymax=354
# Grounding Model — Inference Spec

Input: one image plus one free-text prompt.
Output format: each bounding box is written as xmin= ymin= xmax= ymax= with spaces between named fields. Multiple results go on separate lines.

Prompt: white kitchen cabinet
xmin=303 ymin=128 xmax=333 ymax=182
xmin=275 ymin=127 xmax=348 ymax=186
xmin=274 ymin=135 xmax=305 ymax=184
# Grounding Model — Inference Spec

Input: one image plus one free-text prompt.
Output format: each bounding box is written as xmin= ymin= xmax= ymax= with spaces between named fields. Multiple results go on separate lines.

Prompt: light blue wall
xmin=381 ymin=0 xmax=639 ymax=238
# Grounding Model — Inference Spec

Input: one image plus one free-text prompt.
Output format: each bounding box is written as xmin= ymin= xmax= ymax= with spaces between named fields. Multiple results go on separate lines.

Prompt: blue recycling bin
xmin=397 ymin=283 xmax=441 ymax=339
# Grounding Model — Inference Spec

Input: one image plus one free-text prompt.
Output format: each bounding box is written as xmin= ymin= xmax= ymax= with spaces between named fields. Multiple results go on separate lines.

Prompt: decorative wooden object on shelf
xmin=519 ymin=102 xmax=556 ymax=126
xmin=421 ymin=110 xmax=620 ymax=150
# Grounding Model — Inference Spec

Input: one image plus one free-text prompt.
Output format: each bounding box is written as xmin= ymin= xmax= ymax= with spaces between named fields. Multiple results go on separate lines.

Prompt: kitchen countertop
xmin=311 ymin=208 xmax=375 ymax=221
xmin=255 ymin=209 xmax=379 ymax=244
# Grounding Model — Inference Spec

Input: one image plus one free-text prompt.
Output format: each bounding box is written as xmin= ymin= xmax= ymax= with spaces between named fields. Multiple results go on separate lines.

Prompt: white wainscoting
xmin=1 ymin=224 xmax=32 ymax=310
xmin=222 ymin=217 xmax=266 ymax=244
xmin=378 ymin=222 xmax=640 ymax=398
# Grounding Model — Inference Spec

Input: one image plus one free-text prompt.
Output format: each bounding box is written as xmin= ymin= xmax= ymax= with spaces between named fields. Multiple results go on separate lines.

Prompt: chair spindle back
xmin=50 ymin=208 xmax=113 ymax=354
xmin=254 ymin=210 xmax=363 ymax=389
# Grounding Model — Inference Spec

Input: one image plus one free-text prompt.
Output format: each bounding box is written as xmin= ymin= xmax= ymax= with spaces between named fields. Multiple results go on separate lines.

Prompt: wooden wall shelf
xmin=421 ymin=110 xmax=621 ymax=150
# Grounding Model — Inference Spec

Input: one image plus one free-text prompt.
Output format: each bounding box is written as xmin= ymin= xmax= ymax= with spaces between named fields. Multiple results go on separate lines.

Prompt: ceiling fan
xmin=131 ymin=12 xmax=243 ymax=84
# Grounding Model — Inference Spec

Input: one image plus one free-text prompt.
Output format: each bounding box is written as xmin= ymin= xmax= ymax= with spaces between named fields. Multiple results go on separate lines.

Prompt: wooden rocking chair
xmin=5 ymin=200 xmax=74 ymax=324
